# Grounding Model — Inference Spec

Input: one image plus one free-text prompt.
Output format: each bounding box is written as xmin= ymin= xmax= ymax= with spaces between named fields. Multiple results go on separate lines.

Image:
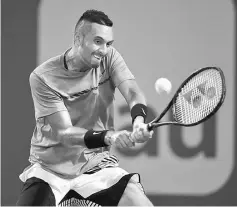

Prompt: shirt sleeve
xmin=29 ymin=72 xmax=67 ymax=119
xmin=108 ymin=47 xmax=135 ymax=87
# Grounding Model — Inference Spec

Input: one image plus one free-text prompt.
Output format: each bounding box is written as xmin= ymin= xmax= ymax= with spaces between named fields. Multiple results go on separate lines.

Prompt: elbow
xmin=54 ymin=128 xmax=73 ymax=146
xmin=55 ymin=129 xmax=68 ymax=145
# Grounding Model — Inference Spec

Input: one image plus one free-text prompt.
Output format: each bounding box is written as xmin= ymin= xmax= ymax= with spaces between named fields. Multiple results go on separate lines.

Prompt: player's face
xmin=79 ymin=23 xmax=114 ymax=69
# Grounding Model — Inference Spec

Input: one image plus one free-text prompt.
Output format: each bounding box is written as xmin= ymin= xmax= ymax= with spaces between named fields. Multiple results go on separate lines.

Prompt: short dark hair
xmin=81 ymin=9 xmax=113 ymax=26
xmin=75 ymin=10 xmax=113 ymax=32
xmin=73 ymin=10 xmax=113 ymax=44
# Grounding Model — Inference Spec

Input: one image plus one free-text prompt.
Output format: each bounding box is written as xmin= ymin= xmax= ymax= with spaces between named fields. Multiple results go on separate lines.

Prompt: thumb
xmin=149 ymin=130 xmax=154 ymax=138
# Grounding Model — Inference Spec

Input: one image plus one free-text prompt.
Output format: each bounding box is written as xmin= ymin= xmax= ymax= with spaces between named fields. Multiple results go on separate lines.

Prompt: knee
xmin=118 ymin=182 xmax=153 ymax=206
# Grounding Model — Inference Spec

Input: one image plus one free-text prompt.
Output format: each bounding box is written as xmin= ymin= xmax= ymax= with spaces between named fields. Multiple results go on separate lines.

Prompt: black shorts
xmin=16 ymin=173 xmax=140 ymax=206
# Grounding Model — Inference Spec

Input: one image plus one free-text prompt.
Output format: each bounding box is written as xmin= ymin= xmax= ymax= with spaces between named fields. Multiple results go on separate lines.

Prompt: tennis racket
xmin=147 ymin=66 xmax=226 ymax=131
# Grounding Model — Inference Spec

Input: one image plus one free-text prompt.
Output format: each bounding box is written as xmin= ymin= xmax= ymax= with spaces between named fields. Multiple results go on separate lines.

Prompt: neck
xmin=65 ymin=47 xmax=91 ymax=72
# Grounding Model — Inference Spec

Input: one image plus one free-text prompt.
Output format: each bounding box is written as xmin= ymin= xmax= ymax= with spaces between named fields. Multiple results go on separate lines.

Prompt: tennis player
xmin=16 ymin=9 xmax=153 ymax=206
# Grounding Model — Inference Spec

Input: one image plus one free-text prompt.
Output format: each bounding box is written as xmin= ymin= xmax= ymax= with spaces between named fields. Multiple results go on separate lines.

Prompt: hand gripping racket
xmin=147 ymin=67 xmax=226 ymax=131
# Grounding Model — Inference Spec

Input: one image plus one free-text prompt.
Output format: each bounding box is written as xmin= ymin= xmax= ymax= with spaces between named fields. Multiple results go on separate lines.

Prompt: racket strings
xmin=173 ymin=69 xmax=223 ymax=124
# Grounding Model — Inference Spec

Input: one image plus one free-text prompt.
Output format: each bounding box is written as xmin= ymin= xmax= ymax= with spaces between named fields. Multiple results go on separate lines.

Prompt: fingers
xmin=123 ymin=131 xmax=135 ymax=147
xmin=130 ymin=128 xmax=143 ymax=142
xmin=142 ymin=127 xmax=153 ymax=139
xmin=111 ymin=126 xmax=153 ymax=148
xmin=149 ymin=130 xmax=154 ymax=138
xmin=131 ymin=123 xmax=154 ymax=143
xmin=113 ymin=130 xmax=135 ymax=148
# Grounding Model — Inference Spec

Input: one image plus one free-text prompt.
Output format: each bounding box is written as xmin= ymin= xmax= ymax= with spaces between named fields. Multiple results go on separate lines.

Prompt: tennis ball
xmin=155 ymin=78 xmax=172 ymax=94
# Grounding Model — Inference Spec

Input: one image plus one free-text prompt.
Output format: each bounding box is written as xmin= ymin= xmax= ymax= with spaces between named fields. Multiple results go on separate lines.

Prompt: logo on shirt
xmin=93 ymin=132 xmax=102 ymax=135
xmin=67 ymin=77 xmax=110 ymax=101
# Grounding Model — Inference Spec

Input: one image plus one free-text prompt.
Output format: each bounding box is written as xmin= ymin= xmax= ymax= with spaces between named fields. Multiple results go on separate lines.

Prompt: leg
xmin=16 ymin=177 xmax=56 ymax=206
xmin=118 ymin=182 xmax=153 ymax=206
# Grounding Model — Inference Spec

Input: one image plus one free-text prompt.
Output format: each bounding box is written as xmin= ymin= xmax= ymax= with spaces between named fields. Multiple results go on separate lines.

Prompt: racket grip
xmin=147 ymin=123 xmax=153 ymax=131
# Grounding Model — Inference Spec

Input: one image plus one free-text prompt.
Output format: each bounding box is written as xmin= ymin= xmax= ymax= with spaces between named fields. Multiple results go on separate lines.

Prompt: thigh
xmin=16 ymin=177 xmax=56 ymax=206
xmin=118 ymin=182 xmax=153 ymax=206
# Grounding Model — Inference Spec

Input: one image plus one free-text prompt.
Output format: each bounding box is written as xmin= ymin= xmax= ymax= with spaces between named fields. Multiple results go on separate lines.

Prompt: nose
xmin=99 ymin=44 xmax=108 ymax=56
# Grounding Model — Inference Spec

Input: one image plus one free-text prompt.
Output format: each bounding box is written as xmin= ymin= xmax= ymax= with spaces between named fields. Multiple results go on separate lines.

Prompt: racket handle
xmin=147 ymin=123 xmax=154 ymax=131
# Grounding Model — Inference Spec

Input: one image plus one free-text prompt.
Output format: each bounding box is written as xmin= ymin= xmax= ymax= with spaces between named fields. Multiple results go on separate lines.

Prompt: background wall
xmin=1 ymin=0 xmax=237 ymax=205
xmin=1 ymin=0 xmax=39 ymax=205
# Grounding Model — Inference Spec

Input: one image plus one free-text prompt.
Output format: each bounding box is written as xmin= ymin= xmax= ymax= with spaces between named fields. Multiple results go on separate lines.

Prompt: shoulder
xmin=106 ymin=46 xmax=122 ymax=60
xmin=33 ymin=54 xmax=62 ymax=77
xmin=103 ymin=46 xmax=125 ymax=69
xmin=29 ymin=54 xmax=62 ymax=88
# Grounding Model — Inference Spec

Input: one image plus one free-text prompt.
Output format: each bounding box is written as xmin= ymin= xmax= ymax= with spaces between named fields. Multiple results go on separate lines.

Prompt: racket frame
xmin=148 ymin=67 xmax=226 ymax=130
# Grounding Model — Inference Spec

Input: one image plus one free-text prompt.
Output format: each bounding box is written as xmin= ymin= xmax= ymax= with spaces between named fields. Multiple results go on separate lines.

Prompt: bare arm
xmin=118 ymin=79 xmax=154 ymax=142
xmin=117 ymin=79 xmax=147 ymax=124
xmin=46 ymin=110 xmax=88 ymax=146
xmin=45 ymin=110 xmax=134 ymax=148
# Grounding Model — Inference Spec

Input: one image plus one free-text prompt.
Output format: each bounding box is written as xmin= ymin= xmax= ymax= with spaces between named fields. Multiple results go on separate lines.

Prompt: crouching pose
xmin=17 ymin=9 xmax=154 ymax=206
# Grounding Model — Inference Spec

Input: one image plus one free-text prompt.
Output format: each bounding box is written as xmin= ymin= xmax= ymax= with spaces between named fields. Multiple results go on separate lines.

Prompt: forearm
xmin=129 ymin=91 xmax=148 ymax=125
xmin=118 ymin=79 xmax=147 ymax=124
xmin=58 ymin=126 xmax=113 ymax=148
xmin=58 ymin=126 xmax=88 ymax=146
xmin=127 ymin=89 xmax=147 ymax=109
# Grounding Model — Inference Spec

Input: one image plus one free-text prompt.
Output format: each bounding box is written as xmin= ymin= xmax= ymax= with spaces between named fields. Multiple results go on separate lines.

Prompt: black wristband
xmin=131 ymin=103 xmax=148 ymax=124
xmin=84 ymin=130 xmax=109 ymax=149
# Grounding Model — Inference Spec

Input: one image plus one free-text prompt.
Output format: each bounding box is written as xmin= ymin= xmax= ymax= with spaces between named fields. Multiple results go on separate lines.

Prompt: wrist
xmin=84 ymin=130 xmax=109 ymax=149
xmin=131 ymin=103 xmax=147 ymax=124
xmin=104 ymin=131 xmax=115 ymax=146
xmin=133 ymin=116 xmax=145 ymax=125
